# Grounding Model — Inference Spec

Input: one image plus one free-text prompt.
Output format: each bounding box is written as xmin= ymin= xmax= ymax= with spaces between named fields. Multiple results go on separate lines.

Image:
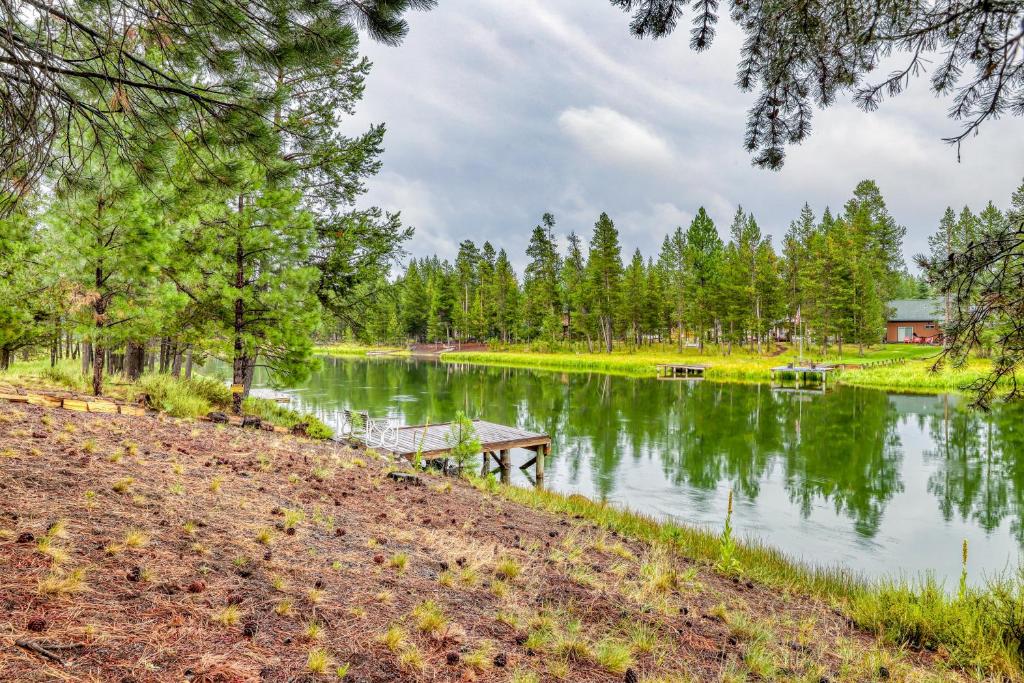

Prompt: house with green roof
xmin=885 ymin=298 xmax=944 ymax=343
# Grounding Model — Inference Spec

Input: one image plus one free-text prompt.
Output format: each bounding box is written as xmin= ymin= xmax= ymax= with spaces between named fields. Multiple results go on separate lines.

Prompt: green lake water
xmin=248 ymin=355 xmax=1024 ymax=584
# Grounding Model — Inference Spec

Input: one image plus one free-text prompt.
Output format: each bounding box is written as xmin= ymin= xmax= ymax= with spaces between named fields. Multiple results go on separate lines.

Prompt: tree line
xmin=0 ymin=7 xmax=408 ymax=411
xmin=355 ymin=178 xmax=1024 ymax=361
xmin=354 ymin=180 xmax=916 ymax=355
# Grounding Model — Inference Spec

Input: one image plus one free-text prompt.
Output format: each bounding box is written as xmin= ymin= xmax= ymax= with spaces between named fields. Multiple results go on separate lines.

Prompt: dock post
xmin=500 ymin=449 xmax=511 ymax=484
xmin=535 ymin=444 xmax=545 ymax=482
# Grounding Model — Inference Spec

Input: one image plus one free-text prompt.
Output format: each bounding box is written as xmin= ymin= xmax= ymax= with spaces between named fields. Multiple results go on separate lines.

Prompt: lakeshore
xmin=0 ymin=397 xmax=996 ymax=681
xmin=317 ymin=342 xmax=999 ymax=395
xmin=4 ymin=356 xmax=1024 ymax=679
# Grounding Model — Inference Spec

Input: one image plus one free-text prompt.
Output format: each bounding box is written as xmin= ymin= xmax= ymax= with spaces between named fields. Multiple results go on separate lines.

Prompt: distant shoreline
xmin=315 ymin=343 xmax=997 ymax=395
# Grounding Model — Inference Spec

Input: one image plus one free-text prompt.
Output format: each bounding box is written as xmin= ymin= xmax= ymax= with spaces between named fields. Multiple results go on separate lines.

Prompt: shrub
xmin=445 ymin=411 xmax=481 ymax=467
xmin=135 ymin=374 xmax=218 ymax=417
xmin=242 ymin=397 xmax=334 ymax=439
xmin=42 ymin=364 xmax=89 ymax=391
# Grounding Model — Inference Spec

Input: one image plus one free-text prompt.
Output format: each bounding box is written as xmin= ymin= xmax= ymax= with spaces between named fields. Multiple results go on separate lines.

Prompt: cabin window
xmin=897 ymin=326 xmax=914 ymax=342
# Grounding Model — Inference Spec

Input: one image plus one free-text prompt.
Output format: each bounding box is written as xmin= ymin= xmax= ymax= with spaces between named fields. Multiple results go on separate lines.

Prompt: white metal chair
xmin=342 ymin=410 xmax=398 ymax=450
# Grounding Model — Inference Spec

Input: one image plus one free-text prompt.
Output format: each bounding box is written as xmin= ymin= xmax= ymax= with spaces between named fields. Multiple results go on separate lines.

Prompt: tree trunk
xmin=158 ymin=338 xmax=166 ymax=373
xmin=184 ymin=347 xmax=194 ymax=379
xmin=81 ymin=342 xmax=93 ymax=377
xmin=171 ymin=346 xmax=184 ymax=378
xmin=231 ymin=205 xmax=248 ymax=415
xmin=92 ymin=344 xmax=105 ymax=396
xmin=755 ymin=296 xmax=762 ymax=354
xmin=0 ymin=347 xmax=10 ymax=372
xmin=125 ymin=341 xmax=145 ymax=381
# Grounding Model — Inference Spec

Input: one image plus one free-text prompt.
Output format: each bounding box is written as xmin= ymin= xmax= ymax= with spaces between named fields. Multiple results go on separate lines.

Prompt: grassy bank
xmin=0 ymin=402 xmax=980 ymax=681
xmin=441 ymin=344 xmax=1000 ymax=394
xmin=0 ymin=359 xmax=332 ymax=438
xmin=316 ymin=343 xmax=409 ymax=357
xmin=470 ymin=474 xmax=1024 ymax=678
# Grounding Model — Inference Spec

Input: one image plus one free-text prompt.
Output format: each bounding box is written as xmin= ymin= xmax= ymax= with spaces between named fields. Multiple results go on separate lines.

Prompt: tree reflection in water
xmin=251 ymin=356 xmax=1024 ymax=578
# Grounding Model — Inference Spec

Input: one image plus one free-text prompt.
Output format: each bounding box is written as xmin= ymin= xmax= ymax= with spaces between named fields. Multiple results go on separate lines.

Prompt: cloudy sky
xmin=347 ymin=0 xmax=1024 ymax=273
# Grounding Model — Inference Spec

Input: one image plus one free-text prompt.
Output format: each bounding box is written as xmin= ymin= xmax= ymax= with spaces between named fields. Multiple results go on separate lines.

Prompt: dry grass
xmin=0 ymin=400 xmax=965 ymax=682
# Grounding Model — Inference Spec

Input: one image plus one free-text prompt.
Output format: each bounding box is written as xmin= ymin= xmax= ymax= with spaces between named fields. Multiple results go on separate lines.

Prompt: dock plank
xmin=363 ymin=419 xmax=551 ymax=460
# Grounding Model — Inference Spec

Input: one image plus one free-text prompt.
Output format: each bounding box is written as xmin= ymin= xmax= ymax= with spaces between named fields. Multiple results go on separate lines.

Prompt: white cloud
xmin=558 ymin=106 xmax=673 ymax=167
xmin=360 ymin=172 xmax=457 ymax=260
xmin=350 ymin=0 xmax=1024 ymax=272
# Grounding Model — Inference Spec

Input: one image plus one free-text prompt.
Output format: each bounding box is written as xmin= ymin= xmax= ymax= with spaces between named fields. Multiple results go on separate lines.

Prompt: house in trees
xmin=885 ymin=299 xmax=944 ymax=343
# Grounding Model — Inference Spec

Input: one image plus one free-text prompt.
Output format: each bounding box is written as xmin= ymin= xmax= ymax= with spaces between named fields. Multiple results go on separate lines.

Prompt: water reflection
xmin=926 ymin=398 xmax=1024 ymax=544
xmin=250 ymin=356 xmax=1024 ymax=581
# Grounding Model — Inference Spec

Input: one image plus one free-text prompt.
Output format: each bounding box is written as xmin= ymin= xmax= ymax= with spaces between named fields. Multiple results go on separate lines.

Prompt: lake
xmin=247 ymin=355 xmax=1024 ymax=585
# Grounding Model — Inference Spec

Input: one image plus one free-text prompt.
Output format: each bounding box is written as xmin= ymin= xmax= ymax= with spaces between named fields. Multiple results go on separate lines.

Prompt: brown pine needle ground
xmin=0 ymin=401 xmax=960 ymax=682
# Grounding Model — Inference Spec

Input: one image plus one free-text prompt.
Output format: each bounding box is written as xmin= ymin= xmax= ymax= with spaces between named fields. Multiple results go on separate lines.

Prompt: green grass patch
xmin=314 ymin=343 xmax=408 ymax=357
xmin=241 ymin=397 xmax=333 ymax=439
xmin=0 ymin=359 xmax=332 ymax=438
xmin=442 ymin=343 xmax=994 ymax=393
xmin=836 ymin=357 xmax=1002 ymax=393
xmin=0 ymin=359 xmax=90 ymax=392
xmin=135 ymin=374 xmax=230 ymax=417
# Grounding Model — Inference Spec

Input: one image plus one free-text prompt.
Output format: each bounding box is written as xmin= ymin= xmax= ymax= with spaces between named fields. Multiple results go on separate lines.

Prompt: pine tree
xmin=842 ymin=185 xmax=896 ymax=355
xmin=426 ymin=268 xmax=447 ymax=342
xmin=49 ymin=135 xmax=181 ymax=396
xmin=719 ymin=207 xmax=763 ymax=352
xmin=587 ymin=213 xmax=623 ymax=353
xmin=561 ymin=232 xmax=588 ymax=344
xmin=452 ymin=240 xmax=480 ymax=340
xmin=804 ymin=208 xmax=839 ymax=352
xmin=478 ymin=242 xmax=497 ymax=338
xmin=644 ymin=257 xmax=670 ymax=343
xmin=523 ymin=213 xmax=562 ymax=341
xmin=178 ymin=163 xmax=321 ymax=412
xmin=493 ymin=249 xmax=521 ymax=343
xmin=658 ymin=227 xmax=687 ymax=349
xmin=929 ymin=207 xmax=958 ymax=334
xmin=754 ymin=238 xmax=784 ymax=348
xmin=621 ymin=249 xmax=646 ymax=346
xmin=782 ymin=203 xmax=815 ymax=355
xmin=682 ymin=208 xmax=722 ymax=352
xmin=0 ymin=203 xmax=45 ymax=370
xmin=400 ymin=260 xmax=429 ymax=340
xmin=843 ymin=180 xmax=907 ymax=300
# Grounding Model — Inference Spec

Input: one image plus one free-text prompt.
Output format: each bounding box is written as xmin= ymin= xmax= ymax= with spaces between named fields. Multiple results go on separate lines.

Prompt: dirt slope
xmin=0 ymin=401 xmax=954 ymax=682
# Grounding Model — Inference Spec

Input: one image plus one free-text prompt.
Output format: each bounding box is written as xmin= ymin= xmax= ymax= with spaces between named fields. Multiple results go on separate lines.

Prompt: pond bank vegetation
xmin=319 ymin=341 xmax=1001 ymax=395
xmin=0 ymin=360 xmax=332 ymax=438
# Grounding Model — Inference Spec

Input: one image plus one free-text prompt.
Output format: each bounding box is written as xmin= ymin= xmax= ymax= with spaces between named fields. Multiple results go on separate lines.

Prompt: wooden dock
xmin=375 ymin=419 xmax=551 ymax=481
xmin=655 ymin=363 xmax=708 ymax=380
xmin=769 ymin=364 xmax=836 ymax=387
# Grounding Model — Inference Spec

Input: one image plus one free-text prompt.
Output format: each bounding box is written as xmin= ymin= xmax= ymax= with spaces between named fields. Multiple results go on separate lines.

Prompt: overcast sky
xmin=347 ymin=0 xmax=1024 ymax=273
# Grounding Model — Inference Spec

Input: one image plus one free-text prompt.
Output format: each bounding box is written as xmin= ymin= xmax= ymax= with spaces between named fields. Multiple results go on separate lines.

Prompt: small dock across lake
xmin=770 ymin=364 xmax=836 ymax=388
xmin=655 ymin=363 xmax=708 ymax=380
xmin=377 ymin=419 xmax=551 ymax=481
